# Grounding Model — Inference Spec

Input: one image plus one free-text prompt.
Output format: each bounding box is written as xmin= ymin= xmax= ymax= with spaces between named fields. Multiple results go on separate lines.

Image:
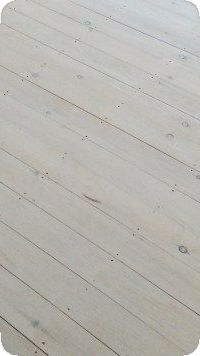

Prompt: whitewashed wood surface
xmin=0 ymin=0 xmax=200 ymax=355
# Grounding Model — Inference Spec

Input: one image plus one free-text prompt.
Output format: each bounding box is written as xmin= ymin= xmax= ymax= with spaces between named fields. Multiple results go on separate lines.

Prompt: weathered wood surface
xmin=0 ymin=0 xmax=200 ymax=355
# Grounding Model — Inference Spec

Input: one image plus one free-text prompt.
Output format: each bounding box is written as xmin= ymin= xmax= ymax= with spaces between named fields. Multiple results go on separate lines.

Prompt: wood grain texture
xmin=0 ymin=317 xmax=46 ymax=356
xmin=0 ymin=0 xmax=200 ymax=355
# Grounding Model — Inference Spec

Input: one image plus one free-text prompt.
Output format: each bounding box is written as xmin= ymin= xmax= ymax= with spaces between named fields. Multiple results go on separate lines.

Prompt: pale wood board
xmin=0 ymin=0 xmax=200 ymax=355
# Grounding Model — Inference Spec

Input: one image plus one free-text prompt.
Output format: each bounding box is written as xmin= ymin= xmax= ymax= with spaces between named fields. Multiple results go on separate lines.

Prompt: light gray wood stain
xmin=0 ymin=0 xmax=200 ymax=355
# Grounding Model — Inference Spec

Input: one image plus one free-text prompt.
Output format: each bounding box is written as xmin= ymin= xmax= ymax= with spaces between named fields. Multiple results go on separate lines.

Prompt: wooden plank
xmin=144 ymin=0 xmax=198 ymax=18
xmin=0 ymin=267 xmax=116 ymax=356
xmin=0 ymin=317 xmax=46 ymax=356
xmin=0 ymin=25 xmax=200 ymax=170
xmin=0 ymin=65 xmax=199 ymax=206
xmin=1 ymin=88 xmax=200 ymax=268
xmin=1 ymin=151 xmax=200 ymax=353
xmin=1 ymin=147 xmax=200 ymax=320
xmin=0 ymin=222 xmax=184 ymax=356
xmin=32 ymin=0 xmax=200 ymax=55
xmin=0 ymin=1 xmax=200 ymax=354
xmin=3 ymin=0 xmax=200 ymax=120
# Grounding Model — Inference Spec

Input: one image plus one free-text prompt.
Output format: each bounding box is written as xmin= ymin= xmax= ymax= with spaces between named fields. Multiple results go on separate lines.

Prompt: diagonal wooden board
xmin=0 ymin=0 xmax=200 ymax=354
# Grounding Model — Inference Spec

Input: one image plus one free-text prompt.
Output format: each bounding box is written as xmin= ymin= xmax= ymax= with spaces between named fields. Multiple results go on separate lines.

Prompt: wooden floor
xmin=0 ymin=0 xmax=200 ymax=355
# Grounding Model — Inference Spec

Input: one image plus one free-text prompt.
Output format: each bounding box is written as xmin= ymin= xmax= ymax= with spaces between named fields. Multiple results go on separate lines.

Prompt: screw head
xmin=166 ymin=133 xmax=174 ymax=141
xmin=182 ymin=121 xmax=190 ymax=128
xmin=179 ymin=246 xmax=188 ymax=254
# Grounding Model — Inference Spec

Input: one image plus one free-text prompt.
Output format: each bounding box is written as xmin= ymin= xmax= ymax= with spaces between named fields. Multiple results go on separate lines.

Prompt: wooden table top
xmin=0 ymin=0 xmax=200 ymax=355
